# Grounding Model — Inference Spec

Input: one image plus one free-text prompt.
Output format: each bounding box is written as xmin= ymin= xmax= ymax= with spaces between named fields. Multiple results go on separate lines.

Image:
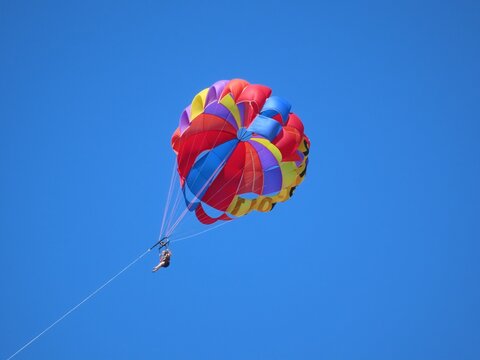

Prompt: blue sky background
xmin=1 ymin=1 xmax=479 ymax=359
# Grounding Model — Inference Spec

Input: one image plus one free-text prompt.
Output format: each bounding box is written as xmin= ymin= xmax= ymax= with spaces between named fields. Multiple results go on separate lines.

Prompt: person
xmin=152 ymin=249 xmax=172 ymax=272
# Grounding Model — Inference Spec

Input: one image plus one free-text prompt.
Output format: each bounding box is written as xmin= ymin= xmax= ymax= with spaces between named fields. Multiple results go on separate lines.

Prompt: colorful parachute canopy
xmin=171 ymin=79 xmax=310 ymax=224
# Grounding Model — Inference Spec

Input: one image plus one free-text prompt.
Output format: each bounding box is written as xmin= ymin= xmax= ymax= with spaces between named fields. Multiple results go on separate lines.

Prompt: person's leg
xmin=153 ymin=262 xmax=162 ymax=272
xmin=152 ymin=261 xmax=166 ymax=272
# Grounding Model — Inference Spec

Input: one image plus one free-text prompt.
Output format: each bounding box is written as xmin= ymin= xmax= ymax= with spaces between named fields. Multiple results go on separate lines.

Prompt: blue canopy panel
xmin=247 ymin=96 xmax=291 ymax=141
xmin=247 ymin=115 xmax=282 ymax=141
xmin=260 ymin=96 xmax=291 ymax=124
xmin=183 ymin=139 xmax=239 ymax=210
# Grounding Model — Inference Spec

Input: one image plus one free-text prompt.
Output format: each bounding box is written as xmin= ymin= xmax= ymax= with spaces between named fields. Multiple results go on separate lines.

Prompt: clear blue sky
xmin=1 ymin=1 xmax=479 ymax=359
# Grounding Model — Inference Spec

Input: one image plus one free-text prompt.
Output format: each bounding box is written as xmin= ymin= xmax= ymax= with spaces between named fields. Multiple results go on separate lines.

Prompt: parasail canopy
xmin=171 ymin=79 xmax=310 ymax=224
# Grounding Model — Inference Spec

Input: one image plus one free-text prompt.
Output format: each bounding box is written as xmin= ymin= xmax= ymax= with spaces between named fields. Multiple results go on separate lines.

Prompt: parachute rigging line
xmin=170 ymin=221 xmax=228 ymax=244
xmin=159 ymin=159 xmax=178 ymax=239
xmin=165 ymin=146 xmax=235 ymax=237
xmin=165 ymin=108 xmax=233 ymax=236
xmin=6 ymin=215 xmax=228 ymax=360
xmin=5 ymin=249 xmax=151 ymax=360
xmin=166 ymin=164 xmax=245 ymax=237
xmin=165 ymin=181 xmax=183 ymax=237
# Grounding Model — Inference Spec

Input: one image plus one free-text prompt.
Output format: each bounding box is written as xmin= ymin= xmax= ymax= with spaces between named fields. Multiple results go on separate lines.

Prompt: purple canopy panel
xmin=237 ymin=102 xmax=246 ymax=127
xmin=250 ymin=140 xmax=282 ymax=195
xmin=179 ymin=105 xmax=192 ymax=134
xmin=204 ymin=102 xmax=239 ymax=130
xmin=295 ymin=150 xmax=304 ymax=167
xmin=206 ymin=80 xmax=228 ymax=105
xmin=262 ymin=167 xmax=283 ymax=195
